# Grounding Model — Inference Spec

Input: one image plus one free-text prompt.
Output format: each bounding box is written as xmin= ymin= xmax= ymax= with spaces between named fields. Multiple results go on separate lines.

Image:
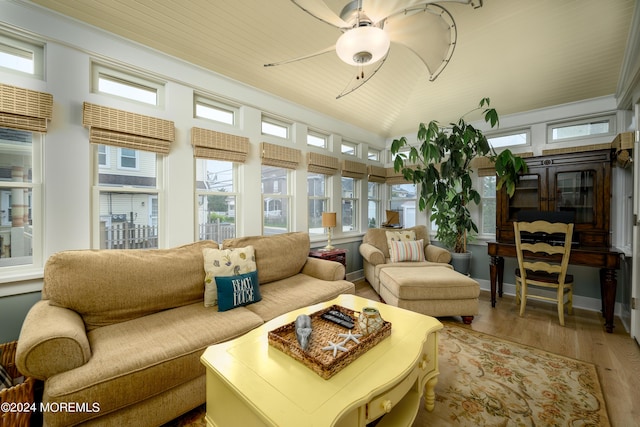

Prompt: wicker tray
xmin=268 ymin=305 xmax=391 ymax=379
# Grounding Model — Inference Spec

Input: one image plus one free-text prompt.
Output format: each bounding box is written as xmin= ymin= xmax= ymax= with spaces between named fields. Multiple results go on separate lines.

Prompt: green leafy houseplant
xmin=390 ymin=98 xmax=528 ymax=254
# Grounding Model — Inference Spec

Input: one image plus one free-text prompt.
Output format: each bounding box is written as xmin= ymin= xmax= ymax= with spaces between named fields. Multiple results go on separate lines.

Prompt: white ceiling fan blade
xmin=336 ymin=52 xmax=388 ymax=99
xmin=384 ymin=4 xmax=457 ymax=81
xmin=264 ymin=44 xmax=336 ymax=67
xmin=291 ymin=0 xmax=351 ymax=29
xmin=365 ymin=0 xmax=479 ymax=26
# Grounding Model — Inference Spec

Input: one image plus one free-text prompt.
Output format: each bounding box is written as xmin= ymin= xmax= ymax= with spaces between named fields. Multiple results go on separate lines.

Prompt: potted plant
xmin=390 ymin=98 xmax=528 ymax=274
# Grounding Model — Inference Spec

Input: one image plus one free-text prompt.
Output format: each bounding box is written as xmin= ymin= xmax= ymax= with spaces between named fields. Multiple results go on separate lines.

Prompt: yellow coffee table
xmin=200 ymin=294 xmax=442 ymax=427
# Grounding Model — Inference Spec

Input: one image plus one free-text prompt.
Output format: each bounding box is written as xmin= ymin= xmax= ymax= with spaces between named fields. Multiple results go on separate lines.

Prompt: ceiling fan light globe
xmin=336 ymin=26 xmax=390 ymax=66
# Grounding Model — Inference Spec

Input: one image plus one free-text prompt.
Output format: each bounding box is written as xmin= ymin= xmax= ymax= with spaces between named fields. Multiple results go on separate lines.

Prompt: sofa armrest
xmin=425 ymin=244 xmax=452 ymax=264
xmin=16 ymin=300 xmax=91 ymax=380
xmin=301 ymin=257 xmax=345 ymax=281
xmin=359 ymin=243 xmax=385 ymax=266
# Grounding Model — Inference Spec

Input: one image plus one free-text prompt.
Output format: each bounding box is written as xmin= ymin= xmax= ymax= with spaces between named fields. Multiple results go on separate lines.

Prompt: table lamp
xmin=322 ymin=212 xmax=336 ymax=251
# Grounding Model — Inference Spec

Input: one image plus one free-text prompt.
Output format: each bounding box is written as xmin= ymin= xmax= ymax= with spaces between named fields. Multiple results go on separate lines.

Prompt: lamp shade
xmin=322 ymin=212 xmax=337 ymax=228
xmin=336 ymin=26 xmax=390 ymax=66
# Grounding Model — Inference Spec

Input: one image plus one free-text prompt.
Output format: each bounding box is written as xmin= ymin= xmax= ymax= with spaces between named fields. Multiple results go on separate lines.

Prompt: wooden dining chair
xmin=513 ymin=220 xmax=574 ymax=326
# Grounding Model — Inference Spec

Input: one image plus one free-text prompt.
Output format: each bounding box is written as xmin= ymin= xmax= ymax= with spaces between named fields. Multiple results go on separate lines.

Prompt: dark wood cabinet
xmin=489 ymin=148 xmax=620 ymax=333
xmin=496 ymin=149 xmax=612 ymax=247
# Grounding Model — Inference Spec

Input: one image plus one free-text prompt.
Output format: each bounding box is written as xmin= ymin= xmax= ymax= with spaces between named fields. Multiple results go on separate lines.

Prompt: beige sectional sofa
xmin=360 ymin=225 xmax=480 ymax=324
xmin=16 ymin=232 xmax=354 ymax=426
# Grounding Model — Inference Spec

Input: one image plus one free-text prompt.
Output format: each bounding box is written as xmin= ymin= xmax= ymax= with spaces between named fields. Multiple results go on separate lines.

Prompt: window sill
xmin=0 ymin=267 xmax=44 ymax=296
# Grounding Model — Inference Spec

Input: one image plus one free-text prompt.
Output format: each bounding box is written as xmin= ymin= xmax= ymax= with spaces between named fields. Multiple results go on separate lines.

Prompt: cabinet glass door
xmin=555 ymin=171 xmax=595 ymax=223
xmin=508 ymin=174 xmax=540 ymax=221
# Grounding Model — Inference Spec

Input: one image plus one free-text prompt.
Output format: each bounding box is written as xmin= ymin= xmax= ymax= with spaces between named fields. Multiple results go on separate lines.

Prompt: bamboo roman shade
xmin=82 ymin=102 xmax=175 ymax=154
xmin=0 ymin=83 xmax=53 ymax=132
xmin=470 ymin=156 xmax=495 ymax=177
xmin=191 ymin=127 xmax=249 ymax=163
xmin=341 ymin=159 xmax=366 ymax=179
xmin=367 ymin=165 xmax=386 ymax=183
xmin=385 ymin=166 xmax=416 ymax=184
xmin=307 ymin=152 xmax=339 ymax=175
xmin=260 ymin=142 xmax=301 ymax=169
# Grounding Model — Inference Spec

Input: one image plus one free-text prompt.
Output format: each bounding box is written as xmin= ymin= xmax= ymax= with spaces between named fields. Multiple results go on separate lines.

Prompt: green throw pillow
xmin=215 ymin=270 xmax=261 ymax=312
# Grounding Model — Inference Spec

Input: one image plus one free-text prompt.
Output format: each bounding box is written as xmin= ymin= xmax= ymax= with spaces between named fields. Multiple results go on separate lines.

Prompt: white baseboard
xmin=475 ymin=279 xmax=622 ymax=316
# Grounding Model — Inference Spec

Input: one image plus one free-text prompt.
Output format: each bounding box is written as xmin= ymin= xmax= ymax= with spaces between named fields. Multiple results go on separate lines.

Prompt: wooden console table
xmin=488 ymin=242 xmax=621 ymax=333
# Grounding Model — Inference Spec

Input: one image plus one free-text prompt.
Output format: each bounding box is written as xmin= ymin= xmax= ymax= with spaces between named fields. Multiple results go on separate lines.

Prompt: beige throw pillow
xmin=385 ymin=230 xmax=417 ymax=256
xmin=203 ymin=246 xmax=257 ymax=307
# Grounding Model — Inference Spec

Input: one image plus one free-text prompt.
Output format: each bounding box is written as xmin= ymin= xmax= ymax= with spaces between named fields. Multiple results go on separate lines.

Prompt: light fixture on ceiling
xmin=265 ymin=0 xmax=483 ymax=98
xmin=335 ymin=26 xmax=390 ymax=66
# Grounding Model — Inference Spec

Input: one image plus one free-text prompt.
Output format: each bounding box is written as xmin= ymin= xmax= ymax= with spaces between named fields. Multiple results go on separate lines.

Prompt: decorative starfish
xmin=338 ymin=331 xmax=362 ymax=345
xmin=322 ymin=340 xmax=348 ymax=357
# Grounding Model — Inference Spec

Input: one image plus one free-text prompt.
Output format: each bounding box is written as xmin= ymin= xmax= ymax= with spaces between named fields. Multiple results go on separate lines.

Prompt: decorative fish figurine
xmin=295 ymin=314 xmax=312 ymax=351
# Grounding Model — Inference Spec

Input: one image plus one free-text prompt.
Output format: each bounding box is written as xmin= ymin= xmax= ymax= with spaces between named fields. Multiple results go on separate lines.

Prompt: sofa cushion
xmin=223 ymin=232 xmax=309 ymax=284
xmin=42 ymin=302 xmax=263 ymax=426
xmin=216 ymin=270 xmax=262 ymax=311
xmin=42 ymin=240 xmax=218 ymax=330
xmin=244 ymin=273 xmax=355 ymax=322
xmin=389 ymin=239 xmax=426 ymax=263
xmin=379 ymin=266 xmax=480 ymax=300
xmin=203 ymin=246 xmax=257 ymax=307
xmin=364 ymin=226 xmax=431 ymax=258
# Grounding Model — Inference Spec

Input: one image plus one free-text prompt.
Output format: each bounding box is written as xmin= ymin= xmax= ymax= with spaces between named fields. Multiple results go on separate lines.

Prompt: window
xmin=480 ymin=176 xmax=496 ymax=234
xmin=98 ymin=145 xmax=109 ymax=167
xmin=307 ymin=131 xmax=328 ymax=149
xmin=368 ymin=148 xmax=381 ymax=162
xmin=194 ymin=95 xmax=237 ymax=126
xmin=308 ymin=172 xmax=328 ymax=234
xmin=118 ymin=148 xmax=138 ymax=170
xmin=368 ymin=182 xmax=381 ymax=228
xmin=0 ymin=128 xmax=42 ymax=269
xmin=341 ymin=177 xmax=358 ymax=232
xmin=341 ymin=141 xmax=358 ymax=156
xmin=390 ymin=184 xmax=417 ymax=229
xmin=261 ymin=116 xmax=290 ymax=139
xmin=0 ymin=31 xmax=44 ymax=78
xmin=548 ymin=115 xmax=615 ymax=142
xmin=91 ymin=63 xmax=164 ymax=106
xmin=196 ymin=159 xmax=237 ymax=242
xmin=262 ymin=165 xmax=290 ymax=234
xmin=488 ymin=130 xmax=529 ymax=148
xmin=94 ymin=146 xmax=162 ymax=249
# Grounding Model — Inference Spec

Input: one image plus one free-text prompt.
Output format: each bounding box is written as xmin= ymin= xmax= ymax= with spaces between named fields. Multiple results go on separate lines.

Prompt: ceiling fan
xmin=265 ymin=0 xmax=483 ymax=99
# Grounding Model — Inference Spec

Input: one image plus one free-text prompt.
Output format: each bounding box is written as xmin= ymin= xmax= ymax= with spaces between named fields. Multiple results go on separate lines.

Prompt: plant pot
xmin=450 ymin=251 xmax=472 ymax=275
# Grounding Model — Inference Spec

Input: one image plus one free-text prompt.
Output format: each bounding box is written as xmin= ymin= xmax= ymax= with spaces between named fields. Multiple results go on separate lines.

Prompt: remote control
xmin=321 ymin=312 xmax=354 ymax=329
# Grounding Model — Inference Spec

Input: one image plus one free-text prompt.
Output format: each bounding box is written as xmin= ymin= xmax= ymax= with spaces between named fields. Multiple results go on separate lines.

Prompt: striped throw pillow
xmin=389 ymin=239 xmax=425 ymax=263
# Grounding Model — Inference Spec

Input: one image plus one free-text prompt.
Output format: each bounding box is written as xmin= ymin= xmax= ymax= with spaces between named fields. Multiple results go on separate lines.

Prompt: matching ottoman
xmin=378 ymin=266 xmax=480 ymax=324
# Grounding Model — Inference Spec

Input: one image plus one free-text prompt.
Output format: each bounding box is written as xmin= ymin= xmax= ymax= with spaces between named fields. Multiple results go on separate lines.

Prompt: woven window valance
xmin=191 ymin=127 xmax=249 ymax=163
xmin=0 ymin=83 xmax=53 ymax=133
xmin=385 ymin=166 xmax=417 ymax=185
xmin=307 ymin=152 xmax=339 ymax=175
xmin=341 ymin=159 xmax=366 ymax=179
xmin=470 ymin=156 xmax=495 ymax=177
xmin=261 ymin=142 xmax=301 ymax=169
xmin=82 ymin=102 xmax=175 ymax=154
xmin=367 ymin=165 xmax=386 ymax=183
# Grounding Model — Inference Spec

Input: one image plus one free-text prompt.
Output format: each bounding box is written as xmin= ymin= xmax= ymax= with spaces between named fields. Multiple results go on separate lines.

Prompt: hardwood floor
xmin=354 ymin=280 xmax=640 ymax=427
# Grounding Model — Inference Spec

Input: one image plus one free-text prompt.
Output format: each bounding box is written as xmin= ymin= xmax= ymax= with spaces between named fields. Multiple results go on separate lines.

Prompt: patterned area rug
xmin=166 ymin=324 xmax=609 ymax=427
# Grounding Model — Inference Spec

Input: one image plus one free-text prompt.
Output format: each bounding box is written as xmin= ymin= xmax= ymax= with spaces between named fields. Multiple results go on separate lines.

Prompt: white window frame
xmin=261 ymin=165 xmax=292 ymax=234
xmin=341 ymin=141 xmax=358 ymax=157
xmin=367 ymin=182 xmax=381 ymax=229
xmin=0 ymin=31 xmax=45 ymax=79
xmin=368 ymin=147 xmax=381 ymax=162
xmin=194 ymin=94 xmax=238 ymax=126
xmin=307 ymin=130 xmax=328 ymax=149
xmin=547 ymin=114 xmax=616 ymax=143
xmin=487 ymin=129 xmax=531 ymax=149
xmin=91 ymin=145 xmax=164 ymax=249
xmin=389 ymin=183 xmax=417 ymax=230
xmin=195 ymin=159 xmax=239 ymax=241
xmin=341 ymin=176 xmax=359 ymax=232
xmin=479 ymin=175 xmax=497 ymax=236
xmin=98 ymin=145 xmax=110 ymax=168
xmin=91 ymin=62 xmax=165 ymax=107
xmin=261 ymin=115 xmax=291 ymax=140
xmin=308 ymin=172 xmax=329 ymax=235
xmin=0 ymin=131 xmax=43 ymax=274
